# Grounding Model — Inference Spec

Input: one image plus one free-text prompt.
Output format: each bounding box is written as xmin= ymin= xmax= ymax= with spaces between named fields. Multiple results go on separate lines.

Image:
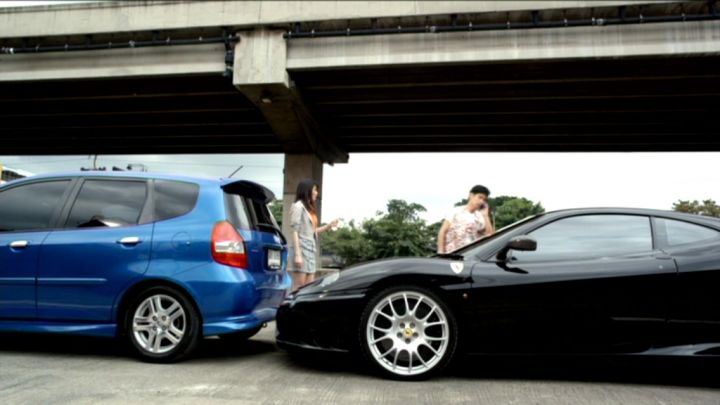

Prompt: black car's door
xmin=468 ymin=214 xmax=675 ymax=354
xmin=656 ymin=217 xmax=720 ymax=344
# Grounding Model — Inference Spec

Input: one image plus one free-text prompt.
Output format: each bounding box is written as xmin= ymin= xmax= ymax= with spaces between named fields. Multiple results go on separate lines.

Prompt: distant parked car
xmin=0 ymin=172 xmax=290 ymax=362
xmin=277 ymin=208 xmax=720 ymax=380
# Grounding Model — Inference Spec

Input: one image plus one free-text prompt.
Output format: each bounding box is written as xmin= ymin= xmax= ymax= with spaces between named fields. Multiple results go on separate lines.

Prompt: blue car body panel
xmin=0 ymin=171 xmax=290 ymax=338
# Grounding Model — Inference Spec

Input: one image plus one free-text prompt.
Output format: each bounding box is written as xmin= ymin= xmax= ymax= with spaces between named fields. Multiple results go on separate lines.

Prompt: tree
xmin=672 ymin=199 xmax=720 ymax=217
xmin=363 ymin=199 xmax=435 ymax=259
xmin=320 ymin=220 xmax=369 ymax=267
xmin=322 ymin=199 xmax=435 ymax=266
xmin=269 ymin=199 xmax=283 ymax=227
xmin=453 ymin=195 xmax=544 ymax=229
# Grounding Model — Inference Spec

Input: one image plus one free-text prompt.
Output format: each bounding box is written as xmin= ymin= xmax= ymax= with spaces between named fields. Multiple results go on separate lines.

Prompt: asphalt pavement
xmin=2 ymin=322 xmax=720 ymax=404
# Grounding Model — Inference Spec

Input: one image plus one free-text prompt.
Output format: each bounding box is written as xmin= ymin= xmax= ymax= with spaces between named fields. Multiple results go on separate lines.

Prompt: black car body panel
xmin=276 ymin=208 xmax=720 ymax=357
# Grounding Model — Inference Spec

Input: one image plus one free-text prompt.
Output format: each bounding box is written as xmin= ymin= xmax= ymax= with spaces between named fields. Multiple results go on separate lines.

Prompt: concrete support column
xmin=282 ymin=153 xmax=324 ymax=265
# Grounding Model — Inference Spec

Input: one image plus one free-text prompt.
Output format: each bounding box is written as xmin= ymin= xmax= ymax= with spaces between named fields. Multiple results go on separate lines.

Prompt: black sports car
xmin=276 ymin=208 xmax=720 ymax=380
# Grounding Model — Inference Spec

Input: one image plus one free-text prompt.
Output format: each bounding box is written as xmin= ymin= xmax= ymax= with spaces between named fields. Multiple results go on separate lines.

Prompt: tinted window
xmin=247 ymin=197 xmax=276 ymax=227
xmin=0 ymin=181 xmax=69 ymax=232
xmin=154 ymin=180 xmax=199 ymax=221
xmin=657 ymin=218 xmax=720 ymax=247
xmin=512 ymin=215 xmax=652 ymax=262
xmin=65 ymin=180 xmax=147 ymax=228
xmin=225 ymin=193 xmax=251 ymax=229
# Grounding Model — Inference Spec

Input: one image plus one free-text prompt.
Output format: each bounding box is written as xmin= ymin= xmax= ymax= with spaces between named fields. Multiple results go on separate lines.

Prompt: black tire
xmin=124 ymin=285 xmax=201 ymax=363
xmin=358 ymin=285 xmax=458 ymax=380
xmin=219 ymin=325 xmax=263 ymax=342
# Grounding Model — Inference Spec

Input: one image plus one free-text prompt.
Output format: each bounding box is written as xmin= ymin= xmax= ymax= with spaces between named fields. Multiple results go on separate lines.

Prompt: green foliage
xmin=323 ymin=196 xmax=544 ymax=268
xmin=672 ymin=199 xmax=720 ymax=217
xmin=320 ymin=220 xmax=369 ymax=267
xmin=362 ymin=199 xmax=435 ymax=259
xmin=454 ymin=195 xmax=545 ymax=229
xmin=269 ymin=200 xmax=283 ymax=227
xmin=322 ymin=199 xmax=434 ymax=266
xmin=493 ymin=197 xmax=545 ymax=229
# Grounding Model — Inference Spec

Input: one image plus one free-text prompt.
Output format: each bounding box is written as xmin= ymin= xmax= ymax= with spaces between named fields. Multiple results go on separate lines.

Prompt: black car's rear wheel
xmin=125 ymin=286 xmax=201 ymax=363
xmin=359 ymin=286 xmax=457 ymax=380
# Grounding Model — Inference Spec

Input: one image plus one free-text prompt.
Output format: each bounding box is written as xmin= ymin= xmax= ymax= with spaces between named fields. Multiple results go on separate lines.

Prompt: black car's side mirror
xmin=496 ymin=236 xmax=537 ymax=261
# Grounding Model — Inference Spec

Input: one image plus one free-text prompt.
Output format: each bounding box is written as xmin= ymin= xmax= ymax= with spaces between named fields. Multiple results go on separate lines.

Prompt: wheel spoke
xmin=417 ymin=351 xmax=429 ymax=368
xmin=146 ymin=331 xmax=158 ymax=352
xmin=379 ymin=345 xmax=395 ymax=359
xmin=425 ymin=320 xmax=446 ymax=328
xmin=133 ymin=324 xmax=153 ymax=333
xmin=153 ymin=296 xmax=164 ymax=313
xmin=403 ymin=293 xmax=409 ymax=315
xmin=134 ymin=316 xmax=151 ymax=325
xmin=165 ymin=329 xmax=181 ymax=345
xmin=411 ymin=296 xmax=423 ymax=315
xmin=168 ymin=325 xmax=184 ymax=340
xmin=422 ymin=341 xmax=440 ymax=356
xmin=392 ymin=349 xmax=400 ymax=370
xmin=153 ymin=333 xmax=163 ymax=352
xmin=370 ymin=335 xmax=392 ymax=345
xmin=167 ymin=303 xmax=183 ymax=321
xmin=387 ymin=298 xmax=399 ymax=318
xmin=375 ymin=309 xmax=393 ymax=321
xmin=408 ymin=350 xmax=413 ymax=370
xmin=148 ymin=298 xmax=157 ymax=315
xmin=370 ymin=324 xmax=390 ymax=333
xmin=425 ymin=335 xmax=446 ymax=342
xmin=422 ymin=305 xmax=437 ymax=321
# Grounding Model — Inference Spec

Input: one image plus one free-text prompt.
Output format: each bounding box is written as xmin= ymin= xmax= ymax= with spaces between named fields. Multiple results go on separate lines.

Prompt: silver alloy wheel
xmin=132 ymin=294 xmax=186 ymax=355
xmin=366 ymin=291 xmax=450 ymax=376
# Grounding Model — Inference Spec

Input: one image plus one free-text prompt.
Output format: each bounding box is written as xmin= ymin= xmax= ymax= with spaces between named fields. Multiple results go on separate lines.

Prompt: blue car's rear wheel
xmin=125 ymin=285 xmax=201 ymax=363
xmin=359 ymin=286 xmax=458 ymax=380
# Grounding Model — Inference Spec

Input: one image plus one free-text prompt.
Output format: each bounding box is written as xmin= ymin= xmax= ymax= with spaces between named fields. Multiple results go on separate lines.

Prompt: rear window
xmin=225 ymin=193 xmax=252 ymax=229
xmin=154 ymin=180 xmax=199 ymax=221
xmin=224 ymin=193 xmax=277 ymax=230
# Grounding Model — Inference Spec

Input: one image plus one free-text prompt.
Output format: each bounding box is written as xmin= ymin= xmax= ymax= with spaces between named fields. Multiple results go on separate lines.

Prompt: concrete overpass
xmin=1 ymin=0 xmax=719 ymax=227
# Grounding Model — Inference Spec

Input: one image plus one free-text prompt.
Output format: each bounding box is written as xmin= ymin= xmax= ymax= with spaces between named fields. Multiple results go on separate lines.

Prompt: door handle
xmin=117 ymin=236 xmax=142 ymax=246
xmin=9 ymin=240 xmax=29 ymax=249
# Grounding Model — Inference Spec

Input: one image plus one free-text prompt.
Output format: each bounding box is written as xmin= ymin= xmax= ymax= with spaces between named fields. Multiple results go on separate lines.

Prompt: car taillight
xmin=212 ymin=221 xmax=248 ymax=269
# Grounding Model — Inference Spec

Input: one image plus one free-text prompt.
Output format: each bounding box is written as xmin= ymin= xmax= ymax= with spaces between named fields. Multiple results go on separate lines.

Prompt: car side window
xmin=655 ymin=218 xmax=720 ymax=248
xmin=0 ymin=180 xmax=70 ymax=232
xmin=154 ymin=180 xmax=199 ymax=222
xmin=511 ymin=215 xmax=652 ymax=262
xmin=65 ymin=180 xmax=147 ymax=228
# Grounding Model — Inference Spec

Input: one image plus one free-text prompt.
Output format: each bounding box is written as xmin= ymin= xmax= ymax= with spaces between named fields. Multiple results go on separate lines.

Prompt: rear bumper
xmin=154 ymin=263 xmax=292 ymax=336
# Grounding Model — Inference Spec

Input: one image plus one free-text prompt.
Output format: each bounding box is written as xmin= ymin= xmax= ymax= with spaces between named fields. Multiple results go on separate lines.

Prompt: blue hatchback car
xmin=0 ymin=171 xmax=291 ymax=362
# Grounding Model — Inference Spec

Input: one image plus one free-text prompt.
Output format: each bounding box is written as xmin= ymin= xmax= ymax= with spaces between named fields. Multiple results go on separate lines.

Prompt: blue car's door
xmin=0 ymin=179 xmax=72 ymax=319
xmin=36 ymin=178 xmax=153 ymax=322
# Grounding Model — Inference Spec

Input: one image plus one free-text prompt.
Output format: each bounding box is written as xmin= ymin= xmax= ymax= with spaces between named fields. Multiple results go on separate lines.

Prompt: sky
xmin=3 ymin=152 xmax=720 ymax=225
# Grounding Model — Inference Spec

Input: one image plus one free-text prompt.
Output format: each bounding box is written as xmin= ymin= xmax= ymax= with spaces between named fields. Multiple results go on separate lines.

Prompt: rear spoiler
xmin=221 ymin=180 xmax=275 ymax=204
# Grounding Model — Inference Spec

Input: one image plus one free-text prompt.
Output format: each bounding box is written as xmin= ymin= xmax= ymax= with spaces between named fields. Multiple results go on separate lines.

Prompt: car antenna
xmin=228 ymin=165 xmax=244 ymax=178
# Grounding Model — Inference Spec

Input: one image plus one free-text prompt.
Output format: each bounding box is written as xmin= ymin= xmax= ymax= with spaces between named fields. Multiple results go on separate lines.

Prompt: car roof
xmin=5 ymin=171 xmax=243 ymax=187
xmin=543 ymin=207 xmax=720 ymax=225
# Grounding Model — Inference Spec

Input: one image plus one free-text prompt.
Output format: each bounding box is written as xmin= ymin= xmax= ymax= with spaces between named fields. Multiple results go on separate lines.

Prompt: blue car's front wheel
xmin=125 ymin=285 xmax=201 ymax=363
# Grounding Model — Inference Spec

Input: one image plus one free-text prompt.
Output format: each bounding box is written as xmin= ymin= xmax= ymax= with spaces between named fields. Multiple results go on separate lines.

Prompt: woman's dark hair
xmin=295 ymin=178 xmax=319 ymax=212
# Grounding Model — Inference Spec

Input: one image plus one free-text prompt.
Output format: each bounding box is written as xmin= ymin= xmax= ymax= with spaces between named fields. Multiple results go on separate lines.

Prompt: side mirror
xmin=497 ymin=236 xmax=536 ymax=261
xmin=507 ymin=236 xmax=537 ymax=251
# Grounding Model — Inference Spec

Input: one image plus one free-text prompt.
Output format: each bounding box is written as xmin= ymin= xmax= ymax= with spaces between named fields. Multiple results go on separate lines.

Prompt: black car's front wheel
xmin=125 ymin=286 xmax=201 ymax=363
xmin=359 ymin=286 xmax=458 ymax=380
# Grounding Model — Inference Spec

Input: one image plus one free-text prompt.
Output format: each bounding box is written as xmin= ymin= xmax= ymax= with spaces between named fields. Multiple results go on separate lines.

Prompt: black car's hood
xmin=296 ymin=256 xmax=471 ymax=296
